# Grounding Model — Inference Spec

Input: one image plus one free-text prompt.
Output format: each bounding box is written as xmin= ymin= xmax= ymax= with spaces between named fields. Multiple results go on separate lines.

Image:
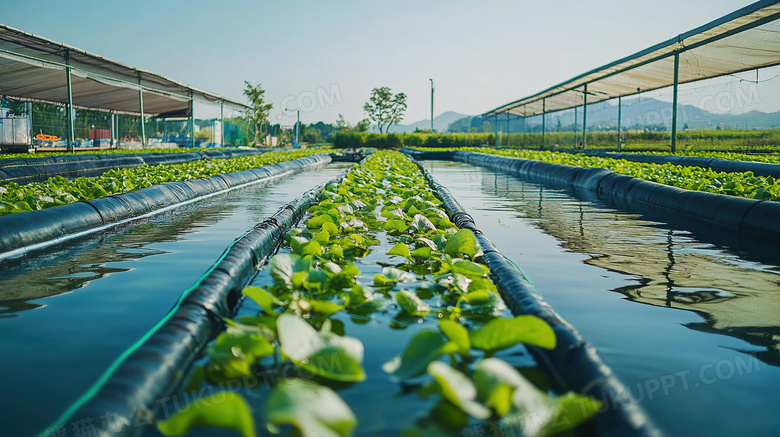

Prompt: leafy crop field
xmin=0 ymin=149 xmax=330 ymax=215
xmin=434 ymin=148 xmax=780 ymax=202
xmin=157 ymin=151 xmax=600 ymax=436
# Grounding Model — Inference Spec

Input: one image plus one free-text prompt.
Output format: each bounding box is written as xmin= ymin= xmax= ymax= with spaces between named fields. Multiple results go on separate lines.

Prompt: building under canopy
xmin=0 ymin=23 xmax=249 ymax=149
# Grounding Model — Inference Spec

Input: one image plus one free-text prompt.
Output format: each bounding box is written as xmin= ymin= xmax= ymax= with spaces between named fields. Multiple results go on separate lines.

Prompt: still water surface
xmin=423 ymin=160 xmax=780 ymax=436
xmin=0 ymin=164 xmax=350 ymax=436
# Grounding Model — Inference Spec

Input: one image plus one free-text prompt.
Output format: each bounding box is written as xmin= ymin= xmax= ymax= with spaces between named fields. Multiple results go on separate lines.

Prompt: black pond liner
xmin=563 ymin=150 xmax=780 ymax=179
xmin=0 ymin=154 xmax=332 ymax=261
xmin=0 ymin=149 xmax=271 ymax=185
xmin=43 ymin=165 xmax=349 ymax=437
xmin=402 ymin=149 xmax=780 ymax=245
xmin=409 ymin=156 xmax=659 ymax=437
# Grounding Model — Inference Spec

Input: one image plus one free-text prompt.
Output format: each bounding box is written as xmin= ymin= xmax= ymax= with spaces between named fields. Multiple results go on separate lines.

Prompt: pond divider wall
xmin=0 ymin=148 xmax=272 ymax=185
xmin=402 ymin=149 xmax=780 ymax=244
xmin=46 ymin=171 xmax=346 ymax=437
xmin=555 ymin=150 xmax=780 ymax=179
xmin=413 ymin=157 xmax=660 ymax=437
xmin=0 ymin=154 xmax=332 ymax=262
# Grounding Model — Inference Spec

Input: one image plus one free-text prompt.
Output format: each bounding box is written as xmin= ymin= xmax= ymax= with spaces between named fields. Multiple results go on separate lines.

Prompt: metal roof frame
xmin=483 ymin=0 xmax=780 ymax=118
xmin=0 ymin=24 xmax=249 ymax=117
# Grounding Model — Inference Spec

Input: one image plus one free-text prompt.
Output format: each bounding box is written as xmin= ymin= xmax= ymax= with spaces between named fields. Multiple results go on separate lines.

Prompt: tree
xmin=242 ymin=81 xmax=273 ymax=144
xmin=336 ymin=114 xmax=370 ymax=133
xmin=363 ymin=87 xmax=407 ymax=134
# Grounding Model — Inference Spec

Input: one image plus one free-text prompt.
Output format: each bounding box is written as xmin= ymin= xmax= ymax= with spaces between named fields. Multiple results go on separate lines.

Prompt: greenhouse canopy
xmin=0 ymin=24 xmax=248 ymax=117
xmin=483 ymin=0 xmax=780 ymax=117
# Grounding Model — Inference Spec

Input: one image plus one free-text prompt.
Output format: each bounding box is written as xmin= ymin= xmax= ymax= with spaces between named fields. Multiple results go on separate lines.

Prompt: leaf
xmin=277 ymin=314 xmax=365 ymax=382
xmin=383 ymin=329 xmax=445 ymax=379
xmin=451 ymin=259 xmax=489 ymax=279
xmin=470 ymin=316 xmax=556 ymax=355
xmin=387 ymin=242 xmax=413 ymax=261
xmin=157 ymin=392 xmax=257 ymax=437
xmin=384 ymin=219 xmax=408 ymax=234
xmin=444 ymin=229 xmax=481 ymax=259
xmin=395 ymin=289 xmax=431 ymax=316
xmin=242 ymin=286 xmax=279 ymax=314
xmin=474 ymin=358 xmax=602 ymax=436
xmin=266 ymin=379 xmax=356 ymax=437
xmin=426 ymin=361 xmax=491 ymax=419
xmin=437 ymin=319 xmax=470 ymax=355
xmin=411 ymin=246 xmax=432 ymax=259
xmin=373 ymin=267 xmax=416 ymax=286
xmin=410 ymin=214 xmax=437 ymax=232
xmin=269 ymin=254 xmax=302 ymax=288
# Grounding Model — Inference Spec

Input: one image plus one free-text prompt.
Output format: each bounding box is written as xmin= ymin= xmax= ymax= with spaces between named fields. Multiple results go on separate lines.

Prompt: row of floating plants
xmin=0 ymin=149 xmax=330 ymax=215
xmin=154 ymin=151 xmax=601 ymax=437
xmin=448 ymin=148 xmax=780 ymax=201
xmin=635 ymin=150 xmax=780 ymax=164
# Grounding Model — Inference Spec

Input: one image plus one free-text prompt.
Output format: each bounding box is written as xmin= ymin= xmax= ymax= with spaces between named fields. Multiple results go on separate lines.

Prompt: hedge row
xmin=332 ymin=132 xmax=494 ymax=149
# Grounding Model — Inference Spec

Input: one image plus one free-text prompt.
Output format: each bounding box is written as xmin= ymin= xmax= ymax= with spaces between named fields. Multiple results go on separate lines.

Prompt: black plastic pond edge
xmin=410 ymin=156 xmax=661 ymax=437
xmin=0 ymin=154 xmax=332 ymax=262
xmin=403 ymin=149 xmax=780 ymax=244
xmin=564 ymin=150 xmax=780 ymax=179
xmin=43 ymin=169 xmax=350 ymax=437
xmin=0 ymin=148 xmax=272 ymax=185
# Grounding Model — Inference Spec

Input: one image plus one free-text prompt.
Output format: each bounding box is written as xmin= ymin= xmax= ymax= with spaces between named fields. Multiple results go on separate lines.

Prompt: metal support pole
xmin=671 ymin=51 xmax=680 ymax=153
xmin=617 ymin=96 xmax=622 ymax=151
xmin=65 ymin=50 xmax=75 ymax=152
xmin=523 ymin=106 xmax=527 ymax=147
xmin=541 ymin=99 xmax=546 ymax=150
xmin=573 ymin=106 xmax=578 ymax=148
xmin=582 ymin=84 xmax=588 ymax=149
xmin=505 ymin=112 xmax=510 ymax=146
xmin=25 ymin=101 xmax=33 ymax=146
xmin=220 ymin=101 xmax=224 ymax=146
xmin=429 ymin=78 xmax=434 ymax=132
xmin=294 ymin=110 xmax=300 ymax=149
xmin=110 ymin=111 xmax=116 ymax=147
xmin=189 ymin=92 xmax=195 ymax=148
xmin=138 ymin=73 xmax=145 ymax=147
xmin=494 ymin=114 xmax=499 ymax=147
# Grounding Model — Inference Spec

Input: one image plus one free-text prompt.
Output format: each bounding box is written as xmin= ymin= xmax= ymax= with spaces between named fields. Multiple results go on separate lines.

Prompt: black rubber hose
xmin=44 ymin=169 xmax=348 ymax=437
xmin=0 ymin=155 xmax=332 ymax=260
xmin=413 ymin=157 xmax=661 ymax=437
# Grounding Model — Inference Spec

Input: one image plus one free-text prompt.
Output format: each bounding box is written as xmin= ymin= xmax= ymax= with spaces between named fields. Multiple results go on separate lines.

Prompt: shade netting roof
xmin=0 ymin=24 xmax=248 ymax=117
xmin=483 ymin=0 xmax=780 ymax=117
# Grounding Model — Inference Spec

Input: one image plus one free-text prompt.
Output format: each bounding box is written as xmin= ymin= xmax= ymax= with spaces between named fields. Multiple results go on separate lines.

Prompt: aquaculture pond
xmin=421 ymin=160 xmax=780 ymax=436
xmin=141 ymin=151 xmax=601 ymax=437
xmin=0 ymin=162 xmax=351 ymax=437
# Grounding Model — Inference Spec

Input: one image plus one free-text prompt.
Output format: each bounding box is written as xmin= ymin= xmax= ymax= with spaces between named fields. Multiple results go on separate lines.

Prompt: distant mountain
xmin=370 ymin=111 xmax=472 ymax=133
xmin=519 ymin=97 xmax=778 ymax=131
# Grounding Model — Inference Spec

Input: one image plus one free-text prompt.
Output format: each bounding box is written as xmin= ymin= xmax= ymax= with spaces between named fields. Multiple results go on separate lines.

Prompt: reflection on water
xmin=479 ymin=170 xmax=780 ymax=367
xmin=0 ymin=199 xmax=237 ymax=317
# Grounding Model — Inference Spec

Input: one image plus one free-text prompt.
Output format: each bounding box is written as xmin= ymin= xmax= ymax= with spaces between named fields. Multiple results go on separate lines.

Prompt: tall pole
xmin=671 ymin=51 xmax=680 ymax=153
xmin=110 ymin=111 xmax=116 ymax=148
xmin=504 ymin=112 xmax=509 ymax=146
xmin=429 ymin=78 xmax=434 ymax=132
xmin=582 ymin=84 xmax=588 ymax=149
xmin=522 ymin=106 xmax=527 ymax=147
xmin=617 ymin=96 xmax=622 ymax=151
xmin=573 ymin=106 xmax=578 ymax=148
xmin=494 ymin=114 xmax=499 ymax=147
xmin=294 ymin=110 xmax=300 ymax=149
xmin=541 ymin=99 xmax=546 ymax=150
xmin=138 ymin=73 xmax=145 ymax=147
xmin=220 ymin=101 xmax=224 ymax=146
xmin=65 ymin=49 xmax=75 ymax=152
xmin=189 ymin=91 xmax=195 ymax=148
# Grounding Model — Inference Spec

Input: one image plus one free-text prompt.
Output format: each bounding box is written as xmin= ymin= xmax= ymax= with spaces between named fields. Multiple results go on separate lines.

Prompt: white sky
xmin=2 ymin=0 xmax=762 ymax=124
